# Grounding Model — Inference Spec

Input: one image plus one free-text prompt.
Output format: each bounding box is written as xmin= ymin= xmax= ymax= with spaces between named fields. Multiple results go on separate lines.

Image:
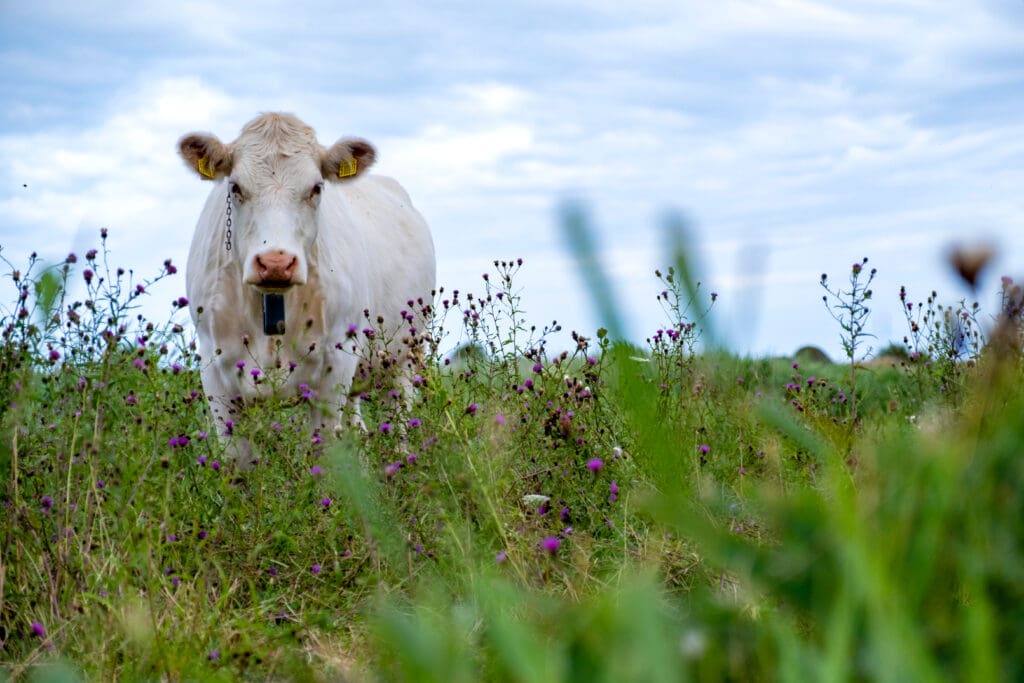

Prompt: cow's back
xmin=323 ymin=175 xmax=436 ymax=338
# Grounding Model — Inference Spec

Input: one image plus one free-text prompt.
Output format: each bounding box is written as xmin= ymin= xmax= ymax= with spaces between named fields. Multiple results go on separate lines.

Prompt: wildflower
xmin=31 ymin=621 xmax=47 ymax=638
xmin=560 ymin=506 xmax=570 ymax=523
xmin=385 ymin=462 xmax=402 ymax=478
xmin=310 ymin=465 xmax=324 ymax=477
xmin=176 ymin=296 xmax=189 ymax=307
xmin=405 ymin=453 xmax=418 ymax=465
xmin=136 ymin=284 xmax=145 ymax=294
xmin=267 ymin=567 xmax=278 ymax=576
xmin=698 ymin=444 xmax=710 ymax=455
xmin=612 ymin=446 xmax=623 ymax=458
xmin=494 ymin=413 xmax=506 ymax=426
xmin=379 ymin=422 xmax=392 ymax=435
xmin=609 ymin=480 xmax=619 ymax=502
xmin=164 ymin=260 xmax=177 ymax=274
xmin=540 ymin=536 xmax=561 ymax=554
xmin=465 ymin=403 xmax=478 ymax=416
xmin=250 ymin=368 xmax=261 ymax=379
xmin=523 ymin=494 xmax=550 ymax=506
xmin=133 ymin=358 xmax=146 ymax=370
xmin=532 ymin=362 xmax=543 ymax=373
xmin=49 ymin=349 xmax=60 ymax=361
xmin=586 ymin=457 xmax=603 ymax=473
xmin=320 ymin=497 xmax=331 ymax=508
xmin=125 ymin=394 xmax=137 ymax=405
xmin=96 ymin=480 xmax=105 ymax=488
xmin=495 ymin=551 xmax=508 ymax=563
xmin=198 ymin=530 xmax=208 ymax=540
xmin=83 ymin=269 xmax=94 ymax=284
xmin=311 ymin=564 xmax=322 ymax=575
xmin=40 ymin=496 xmax=54 ymax=510
xmin=210 ymin=460 xmax=220 ymax=471
xmin=408 ymin=417 xmax=421 ymax=428
xmin=208 ymin=650 xmax=219 ymax=661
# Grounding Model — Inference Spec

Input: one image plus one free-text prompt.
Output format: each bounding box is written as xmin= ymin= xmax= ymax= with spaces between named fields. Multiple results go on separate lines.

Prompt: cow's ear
xmin=321 ymin=138 xmax=376 ymax=182
xmin=178 ymin=133 xmax=233 ymax=180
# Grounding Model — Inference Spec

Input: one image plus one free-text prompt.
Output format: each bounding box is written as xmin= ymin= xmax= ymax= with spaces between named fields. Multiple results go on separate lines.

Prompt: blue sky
xmin=2 ymin=1 xmax=1023 ymax=358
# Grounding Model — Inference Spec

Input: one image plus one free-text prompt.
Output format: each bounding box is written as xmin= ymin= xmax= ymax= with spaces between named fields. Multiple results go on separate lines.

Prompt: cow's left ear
xmin=321 ymin=138 xmax=376 ymax=182
xmin=178 ymin=133 xmax=233 ymax=180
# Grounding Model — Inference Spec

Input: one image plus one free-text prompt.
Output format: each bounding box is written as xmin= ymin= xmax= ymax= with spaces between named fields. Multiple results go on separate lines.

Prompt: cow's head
xmin=178 ymin=113 xmax=376 ymax=291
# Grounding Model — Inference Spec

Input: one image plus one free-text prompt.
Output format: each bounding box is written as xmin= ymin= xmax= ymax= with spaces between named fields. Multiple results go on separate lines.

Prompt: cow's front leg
xmin=308 ymin=350 xmax=362 ymax=437
xmin=201 ymin=364 xmax=258 ymax=469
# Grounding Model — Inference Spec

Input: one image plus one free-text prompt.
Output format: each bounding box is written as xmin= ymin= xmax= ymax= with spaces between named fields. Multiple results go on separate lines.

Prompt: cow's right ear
xmin=178 ymin=133 xmax=233 ymax=180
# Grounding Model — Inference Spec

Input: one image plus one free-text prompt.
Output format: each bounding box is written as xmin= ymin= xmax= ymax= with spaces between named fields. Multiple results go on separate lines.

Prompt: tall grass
xmin=1 ymin=225 xmax=1022 ymax=682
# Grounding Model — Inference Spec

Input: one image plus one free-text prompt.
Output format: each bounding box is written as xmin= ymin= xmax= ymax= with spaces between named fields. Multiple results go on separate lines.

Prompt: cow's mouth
xmin=255 ymin=280 xmax=294 ymax=292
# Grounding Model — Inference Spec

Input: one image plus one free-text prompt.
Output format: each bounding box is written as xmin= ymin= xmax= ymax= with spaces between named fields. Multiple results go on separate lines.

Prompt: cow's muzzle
xmin=253 ymin=251 xmax=299 ymax=289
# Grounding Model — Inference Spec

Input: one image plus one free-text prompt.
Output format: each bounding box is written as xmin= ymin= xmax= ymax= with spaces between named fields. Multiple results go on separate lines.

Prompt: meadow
xmin=1 ymin=226 xmax=1023 ymax=682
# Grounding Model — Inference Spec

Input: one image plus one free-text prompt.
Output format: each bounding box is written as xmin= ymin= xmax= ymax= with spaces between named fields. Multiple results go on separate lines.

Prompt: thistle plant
xmin=820 ymin=257 xmax=876 ymax=423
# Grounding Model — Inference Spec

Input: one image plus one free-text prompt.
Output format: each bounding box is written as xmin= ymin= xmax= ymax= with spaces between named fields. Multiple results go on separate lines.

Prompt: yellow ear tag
xmin=338 ymin=157 xmax=358 ymax=179
xmin=197 ymin=156 xmax=216 ymax=179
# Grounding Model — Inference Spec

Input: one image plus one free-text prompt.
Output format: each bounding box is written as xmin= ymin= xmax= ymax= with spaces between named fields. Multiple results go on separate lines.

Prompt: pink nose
xmin=254 ymin=251 xmax=298 ymax=285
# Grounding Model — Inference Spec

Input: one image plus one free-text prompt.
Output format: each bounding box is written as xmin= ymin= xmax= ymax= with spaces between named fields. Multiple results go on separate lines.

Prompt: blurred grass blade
xmin=559 ymin=201 xmax=625 ymax=340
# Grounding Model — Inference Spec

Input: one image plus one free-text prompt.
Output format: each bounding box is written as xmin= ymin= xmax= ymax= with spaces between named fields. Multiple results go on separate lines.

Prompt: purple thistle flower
xmin=560 ymin=506 xmax=570 ymax=523
xmin=310 ymin=465 xmax=324 ymax=477
xmin=609 ymin=480 xmax=619 ymax=502
xmin=311 ymin=564 xmax=321 ymax=575
xmin=96 ymin=480 xmax=105 ymax=488
xmin=495 ymin=551 xmax=508 ymax=563
xmin=532 ymin=362 xmax=543 ymax=373
xmin=31 ymin=621 xmax=47 ymax=638
xmin=210 ymin=460 xmax=220 ymax=471
xmin=586 ymin=457 xmax=603 ymax=473
xmin=250 ymin=368 xmax=261 ymax=379
xmin=267 ymin=566 xmax=278 ymax=576
xmin=320 ymin=497 xmax=331 ymax=508
xmin=408 ymin=417 xmax=421 ymax=428
xmin=208 ymin=650 xmax=219 ymax=661
xmin=495 ymin=413 xmax=507 ymax=425
xmin=540 ymin=536 xmax=561 ymax=554
xmin=125 ymin=394 xmax=137 ymax=405
xmin=176 ymin=296 xmax=189 ymax=307
xmin=384 ymin=462 xmax=401 ymax=478
xmin=465 ymin=403 xmax=478 ymax=416
xmin=405 ymin=452 xmax=419 ymax=465
xmin=698 ymin=444 xmax=710 ymax=455
xmin=40 ymin=496 xmax=54 ymax=509
xmin=198 ymin=530 xmax=208 ymax=540
xmin=49 ymin=349 xmax=60 ymax=361
xmin=379 ymin=422 xmax=392 ymax=435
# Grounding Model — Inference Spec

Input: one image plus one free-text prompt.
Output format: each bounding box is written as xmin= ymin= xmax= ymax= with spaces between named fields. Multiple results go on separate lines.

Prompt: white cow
xmin=178 ymin=112 xmax=435 ymax=465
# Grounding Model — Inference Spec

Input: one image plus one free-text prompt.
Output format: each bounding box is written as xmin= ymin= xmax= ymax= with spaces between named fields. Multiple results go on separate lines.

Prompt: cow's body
xmin=180 ymin=113 xmax=435 ymax=464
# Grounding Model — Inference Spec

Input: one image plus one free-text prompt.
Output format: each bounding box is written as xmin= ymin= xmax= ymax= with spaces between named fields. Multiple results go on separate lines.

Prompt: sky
xmin=2 ymin=1 xmax=1023 ymax=359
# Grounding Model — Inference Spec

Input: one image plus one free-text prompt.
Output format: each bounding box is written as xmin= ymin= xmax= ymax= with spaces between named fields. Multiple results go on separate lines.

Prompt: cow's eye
xmin=229 ymin=182 xmax=245 ymax=201
xmin=308 ymin=183 xmax=324 ymax=200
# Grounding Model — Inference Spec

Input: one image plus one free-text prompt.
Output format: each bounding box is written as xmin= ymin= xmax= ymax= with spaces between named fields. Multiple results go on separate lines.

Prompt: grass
xmin=1 ymin=229 xmax=1023 ymax=682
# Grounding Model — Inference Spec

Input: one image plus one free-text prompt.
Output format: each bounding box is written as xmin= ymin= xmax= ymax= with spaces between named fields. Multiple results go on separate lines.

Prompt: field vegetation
xmin=1 ymin=226 xmax=1023 ymax=681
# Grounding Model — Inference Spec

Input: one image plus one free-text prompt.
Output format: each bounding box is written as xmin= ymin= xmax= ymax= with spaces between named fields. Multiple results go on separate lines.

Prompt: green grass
xmin=1 ymin=236 xmax=1023 ymax=682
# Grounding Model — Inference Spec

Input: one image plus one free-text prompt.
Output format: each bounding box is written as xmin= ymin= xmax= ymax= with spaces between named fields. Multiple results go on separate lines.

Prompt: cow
xmin=178 ymin=112 xmax=436 ymax=466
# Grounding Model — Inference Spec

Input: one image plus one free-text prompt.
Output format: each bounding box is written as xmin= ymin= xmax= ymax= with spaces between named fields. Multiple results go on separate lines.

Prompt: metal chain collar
xmin=225 ymin=184 xmax=233 ymax=252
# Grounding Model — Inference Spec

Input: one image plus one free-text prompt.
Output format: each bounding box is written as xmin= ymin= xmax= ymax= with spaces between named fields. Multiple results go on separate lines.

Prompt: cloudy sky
xmin=2 ymin=1 xmax=1023 ymax=358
